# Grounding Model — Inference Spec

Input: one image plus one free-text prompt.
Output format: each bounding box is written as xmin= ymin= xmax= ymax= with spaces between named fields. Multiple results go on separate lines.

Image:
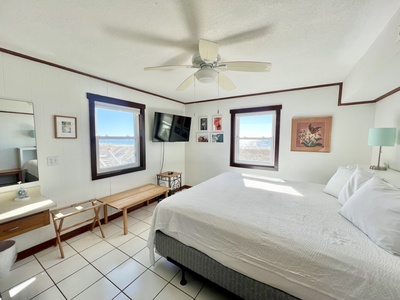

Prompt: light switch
xmin=47 ymin=156 xmax=59 ymax=166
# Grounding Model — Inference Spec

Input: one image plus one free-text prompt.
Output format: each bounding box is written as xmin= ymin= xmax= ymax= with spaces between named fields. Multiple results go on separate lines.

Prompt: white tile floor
xmin=0 ymin=202 xmax=236 ymax=300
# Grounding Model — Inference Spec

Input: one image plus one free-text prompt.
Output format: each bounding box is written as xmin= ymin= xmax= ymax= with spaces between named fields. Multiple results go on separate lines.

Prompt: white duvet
xmin=148 ymin=172 xmax=400 ymax=300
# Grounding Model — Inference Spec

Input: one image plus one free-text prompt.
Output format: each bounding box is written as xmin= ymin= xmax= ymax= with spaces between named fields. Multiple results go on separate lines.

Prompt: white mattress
xmin=148 ymin=172 xmax=400 ymax=300
xmin=23 ymin=159 xmax=38 ymax=177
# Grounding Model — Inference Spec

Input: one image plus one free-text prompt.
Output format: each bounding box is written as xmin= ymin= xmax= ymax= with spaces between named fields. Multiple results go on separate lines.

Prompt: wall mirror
xmin=87 ymin=93 xmax=146 ymax=180
xmin=0 ymin=98 xmax=39 ymax=187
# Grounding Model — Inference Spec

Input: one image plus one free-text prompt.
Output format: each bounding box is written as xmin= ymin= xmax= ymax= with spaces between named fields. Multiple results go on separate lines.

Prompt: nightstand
xmin=156 ymin=172 xmax=182 ymax=195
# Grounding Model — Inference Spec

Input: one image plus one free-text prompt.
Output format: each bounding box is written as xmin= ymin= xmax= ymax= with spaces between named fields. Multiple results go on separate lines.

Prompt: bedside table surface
xmin=157 ymin=172 xmax=182 ymax=177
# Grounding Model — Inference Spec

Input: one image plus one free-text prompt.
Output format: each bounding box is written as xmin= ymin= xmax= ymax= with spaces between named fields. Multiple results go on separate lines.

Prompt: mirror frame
xmin=87 ymin=93 xmax=146 ymax=180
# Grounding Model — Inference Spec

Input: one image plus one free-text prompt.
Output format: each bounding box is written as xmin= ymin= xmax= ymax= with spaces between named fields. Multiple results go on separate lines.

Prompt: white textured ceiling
xmin=0 ymin=1 xmax=399 ymax=103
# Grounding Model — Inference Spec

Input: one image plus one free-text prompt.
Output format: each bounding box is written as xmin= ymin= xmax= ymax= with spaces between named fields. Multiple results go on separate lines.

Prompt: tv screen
xmin=152 ymin=112 xmax=192 ymax=142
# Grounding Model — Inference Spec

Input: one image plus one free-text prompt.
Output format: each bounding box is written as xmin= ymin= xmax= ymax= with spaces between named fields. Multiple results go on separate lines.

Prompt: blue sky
xmin=239 ymin=115 xmax=273 ymax=137
xmin=96 ymin=108 xmax=272 ymax=138
xmin=96 ymin=108 xmax=134 ymax=136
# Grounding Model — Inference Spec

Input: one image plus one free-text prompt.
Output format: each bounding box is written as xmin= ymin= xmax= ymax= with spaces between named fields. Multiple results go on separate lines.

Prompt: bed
xmin=18 ymin=147 xmax=39 ymax=182
xmin=148 ymin=171 xmax=400 ymax=299
xmin=22 ymin=159 xmax=39 ymax=182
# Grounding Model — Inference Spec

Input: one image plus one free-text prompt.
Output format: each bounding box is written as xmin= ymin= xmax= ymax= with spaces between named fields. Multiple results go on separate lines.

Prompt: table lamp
xmin=368 ymin=128 xmax=396 ymax=171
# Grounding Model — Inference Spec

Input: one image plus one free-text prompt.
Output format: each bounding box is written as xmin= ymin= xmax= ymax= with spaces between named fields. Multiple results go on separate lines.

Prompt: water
xmin=240 ymin=138 xmax=272 ymax=149
xmin=99 ymin=138 xmax=134 ymax=145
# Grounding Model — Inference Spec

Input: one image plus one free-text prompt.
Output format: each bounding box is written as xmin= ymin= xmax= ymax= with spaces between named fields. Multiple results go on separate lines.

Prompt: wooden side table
xmin=51 ymin=199 xmax=105 ymax=258
xmin=156 ymin=172 xmax=182 ymax=194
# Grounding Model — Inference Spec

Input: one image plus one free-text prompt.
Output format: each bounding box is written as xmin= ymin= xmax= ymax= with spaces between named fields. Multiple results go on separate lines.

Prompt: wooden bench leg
xmin=92 ymin=206 xmax=105 ymax=238
xmin=52 ymin=218 xmax=65 ymax=259
xmin=123 ymin=208 xmax=128 ymax=235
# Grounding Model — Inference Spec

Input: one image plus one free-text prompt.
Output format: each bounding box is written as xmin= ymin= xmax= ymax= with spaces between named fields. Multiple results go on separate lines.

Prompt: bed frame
xmin=155 ymin=230 xmax=299 ymax=300
xmin=24 ymin=171 xmax=38 ymax=182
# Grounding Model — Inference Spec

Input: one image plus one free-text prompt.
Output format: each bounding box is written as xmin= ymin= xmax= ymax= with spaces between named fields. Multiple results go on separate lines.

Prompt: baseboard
xmin=16 ymin=198 xmax=159 ymax=260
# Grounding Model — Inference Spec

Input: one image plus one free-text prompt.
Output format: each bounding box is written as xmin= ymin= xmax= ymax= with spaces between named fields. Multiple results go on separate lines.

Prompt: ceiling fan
xmin=144 ymin=39 xmax=271 ymax=92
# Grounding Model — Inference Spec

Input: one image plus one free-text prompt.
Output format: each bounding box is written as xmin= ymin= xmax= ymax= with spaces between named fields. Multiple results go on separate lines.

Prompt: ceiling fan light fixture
xmin=195 ymin=68 xmax=217 ymax=83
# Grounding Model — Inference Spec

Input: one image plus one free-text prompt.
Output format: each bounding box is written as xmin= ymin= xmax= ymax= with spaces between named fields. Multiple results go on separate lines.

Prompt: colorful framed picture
xmin=197 ymin=132 xmax=210 ymax=143
xmin=211 ymin=133 xmax=224 ymax=143
xmin=291 ymin=116 xmax=332 ymax=152
xmin=212 ymin=115 xmax=222 ymax=131
xmin=199 ymin=116 xmax=208 ymax=131
xmin=54 ymin=115 xmax=77 ymax=139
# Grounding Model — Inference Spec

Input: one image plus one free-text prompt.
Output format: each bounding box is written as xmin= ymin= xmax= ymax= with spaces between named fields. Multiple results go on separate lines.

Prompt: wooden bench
xmin=98 ymin=184 xmax=169 ymax=235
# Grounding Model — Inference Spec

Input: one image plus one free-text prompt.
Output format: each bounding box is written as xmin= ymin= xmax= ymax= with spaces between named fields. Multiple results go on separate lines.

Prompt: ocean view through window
xmin=88 ymin=93 xmax=146 ymax=180
xmin=230 ymin=105 xmax=281 ymax=170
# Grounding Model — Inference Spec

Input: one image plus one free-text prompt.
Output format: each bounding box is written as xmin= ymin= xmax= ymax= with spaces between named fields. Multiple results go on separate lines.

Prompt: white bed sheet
xmin=23 ymin=159 xmax=38 ymax=178
xmin=148 ymin=172 xmax=400 ymax=300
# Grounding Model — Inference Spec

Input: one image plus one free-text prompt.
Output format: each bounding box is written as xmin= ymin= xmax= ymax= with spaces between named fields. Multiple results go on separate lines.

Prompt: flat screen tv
xmin=152 ymin=112 xmax=192 ymax=142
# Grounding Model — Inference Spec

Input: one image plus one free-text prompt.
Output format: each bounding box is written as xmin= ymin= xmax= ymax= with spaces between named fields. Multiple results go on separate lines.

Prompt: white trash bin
xmin=0 ymin=240 xmax=17 ymax=278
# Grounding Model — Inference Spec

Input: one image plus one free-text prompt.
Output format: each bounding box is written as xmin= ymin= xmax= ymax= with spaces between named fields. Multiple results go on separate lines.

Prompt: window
xmin=87 ymin=93 xmax=146 ymax=180
xmin=230 ymin=105 xmax=282 ymax=170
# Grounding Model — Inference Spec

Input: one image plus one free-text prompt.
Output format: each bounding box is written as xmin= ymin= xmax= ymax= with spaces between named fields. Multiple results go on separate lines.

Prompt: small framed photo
xmin=199 ymin=116 xmax=208 ymax=131
xmin=197 ymin=132 xmax=209 ymax=143
xmin=211 ymin=133 xmax=224 ymax=143
xmin=212 ymin=115 xmax=222 ymax=131
xmin=54 ymin=115 xmax=77 ymax=139
xmin=291 ymin=116 xmax=332 ymax=152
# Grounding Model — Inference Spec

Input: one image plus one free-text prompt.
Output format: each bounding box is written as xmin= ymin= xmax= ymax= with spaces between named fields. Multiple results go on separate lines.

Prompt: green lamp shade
xmin=368 ymin=128 xmax=396 ymax=146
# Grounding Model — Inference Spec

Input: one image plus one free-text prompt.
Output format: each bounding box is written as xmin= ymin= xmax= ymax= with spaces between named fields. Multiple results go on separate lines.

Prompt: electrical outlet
xmin=47 ymin=156 xmax=59 ymax=166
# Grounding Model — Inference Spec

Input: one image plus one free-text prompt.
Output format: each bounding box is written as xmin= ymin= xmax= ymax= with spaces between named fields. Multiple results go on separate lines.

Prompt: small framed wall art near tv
xmin=212 ymin=115 xmax=222 ymax=131
xmin=197 ymin=132 xmax=209 ymax=143
xmin=199 ymin=116 xmax=208 ymax=131
xmin=211 ymin=133 xmax=224 ymax=143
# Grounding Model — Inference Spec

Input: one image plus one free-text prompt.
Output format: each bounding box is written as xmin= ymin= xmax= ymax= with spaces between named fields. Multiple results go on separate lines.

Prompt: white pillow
xmin=340 ymin=176 xmax=400 ymax=255
xmin=323 ymin=166 xmax=355 ymax=198
xmin=337 ymin=167 xmax=374 ymax=206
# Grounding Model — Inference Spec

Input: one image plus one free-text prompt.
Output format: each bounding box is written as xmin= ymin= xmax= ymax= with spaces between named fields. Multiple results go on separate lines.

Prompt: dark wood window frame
xmin=87 ymin=93 xmax=146 ymax=180
xmin=230 ymin=105 xmax=282 ymax=171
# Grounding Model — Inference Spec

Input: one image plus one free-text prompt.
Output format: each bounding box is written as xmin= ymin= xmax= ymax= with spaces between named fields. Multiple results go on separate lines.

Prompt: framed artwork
xmin=197 ymin=132 xmax=209 ymax=143
xmin=212 ymin=115 xmax=222 ymax=131
xmin=199 ymin=116 xmax=208 ymax=131
xmin=54 ymin=115 xmax=77 ymax=139
xmin=211 ymin=133 xmax=224 ymax=143
xmin=291 ymin=116 xmax=332 ymax=152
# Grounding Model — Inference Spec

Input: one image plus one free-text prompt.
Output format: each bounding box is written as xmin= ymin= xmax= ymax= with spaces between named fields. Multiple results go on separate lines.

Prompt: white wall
xmin=372 ymin=92 xmax=400 ymax=170
xmin=184 ymin=85 xmax=375 ymax=186
xmin=342 ymin=7 xmax=400 ymax=103
xmin=0 ymin=52 xmax=185 ymax=251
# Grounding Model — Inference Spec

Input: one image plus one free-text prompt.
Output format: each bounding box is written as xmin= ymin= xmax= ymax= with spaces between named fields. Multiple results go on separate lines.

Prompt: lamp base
xmin=369 ymin=165 xmax=387 ymax=171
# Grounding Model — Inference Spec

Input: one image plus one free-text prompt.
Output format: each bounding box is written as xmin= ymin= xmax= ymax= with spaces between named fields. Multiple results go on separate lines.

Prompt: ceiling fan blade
xmin=176 ymin=75 xmax=195 ymax=91
xmin=144 ymin=65 xmax=194 ymax=71
xmin=199 ymin=39 xmax=219 ymax=63
xmin=217 ymin=73 xmax=236 ymax=91
xmin=217 ymin=26 xmax=269 ymax=45
xmin=221 ymin=61 xmax=271 ymax=72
